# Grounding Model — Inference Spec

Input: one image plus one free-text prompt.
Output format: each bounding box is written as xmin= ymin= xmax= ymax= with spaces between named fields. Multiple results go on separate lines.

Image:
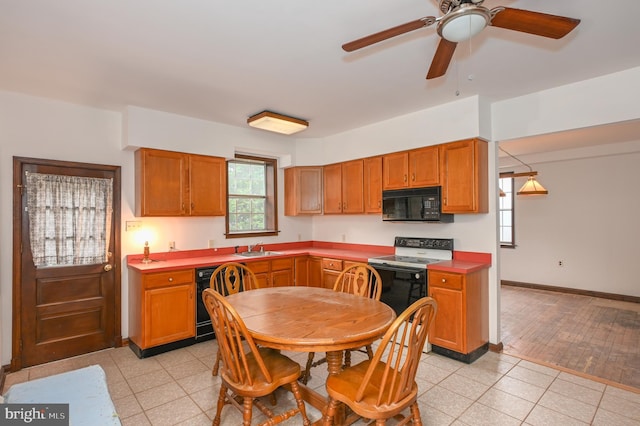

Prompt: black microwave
xmin=382 ymin=186 xmax=454 ymax=222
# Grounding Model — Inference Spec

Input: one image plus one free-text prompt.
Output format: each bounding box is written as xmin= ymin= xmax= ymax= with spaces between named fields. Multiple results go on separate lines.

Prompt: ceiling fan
xmin=342 ymin=0 xmax=580 ymax=79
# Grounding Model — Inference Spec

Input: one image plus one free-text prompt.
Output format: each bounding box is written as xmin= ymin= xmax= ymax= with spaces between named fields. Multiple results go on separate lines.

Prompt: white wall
xmin=500 ymin=143 xmax=640 ymax=297
xmin=0 ymin=92 xmax=128 ymax=366
xmin=2 ymin=66 xmax=640 ymax=366
xmin=493 ymin=66 xmax=640 ymax=299
xmin=0 ymin=96 xmax=307 ymax=366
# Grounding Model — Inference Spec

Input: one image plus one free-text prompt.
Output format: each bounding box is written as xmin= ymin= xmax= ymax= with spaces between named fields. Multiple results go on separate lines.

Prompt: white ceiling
xmin=2 ymin=0 xmax=640 ymax=154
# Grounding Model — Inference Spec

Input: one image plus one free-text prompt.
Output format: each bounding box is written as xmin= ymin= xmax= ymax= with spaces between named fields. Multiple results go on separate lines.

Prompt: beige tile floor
xmin=3 ymin=340 xmax=640 ymax=425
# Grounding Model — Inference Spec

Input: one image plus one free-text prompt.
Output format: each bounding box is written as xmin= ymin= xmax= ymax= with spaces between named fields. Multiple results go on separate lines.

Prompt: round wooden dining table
xmin=225 ymin=286 xmax=396 ymax=424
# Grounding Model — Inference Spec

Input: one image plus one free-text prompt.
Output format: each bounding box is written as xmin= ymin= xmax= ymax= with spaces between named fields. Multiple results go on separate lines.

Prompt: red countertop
xmin=126 ymin=241 xmax=491 ymax=274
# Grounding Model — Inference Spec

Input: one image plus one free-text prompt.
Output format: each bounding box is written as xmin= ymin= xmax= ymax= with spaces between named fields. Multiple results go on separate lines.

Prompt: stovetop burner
xmin=370 ymin=255 xmax=443 ymax=266
xmin=368 ymin=236 xmax=454 ymax=269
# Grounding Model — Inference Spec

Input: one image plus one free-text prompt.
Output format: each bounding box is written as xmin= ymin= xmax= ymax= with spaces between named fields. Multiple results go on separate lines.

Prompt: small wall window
xmin=226 ymin=155 xmax=278 ymax=238
xmin=499 ymin=176 xmax=515 ymax=247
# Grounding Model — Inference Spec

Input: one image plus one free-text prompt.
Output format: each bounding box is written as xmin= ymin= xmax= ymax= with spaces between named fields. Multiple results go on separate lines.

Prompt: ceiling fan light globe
xmin=439 ymin=6 xmax=491 ymax=42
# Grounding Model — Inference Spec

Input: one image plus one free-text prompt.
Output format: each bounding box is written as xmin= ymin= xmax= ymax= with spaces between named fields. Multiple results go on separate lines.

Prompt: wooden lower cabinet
xmin=248 ymin=258 xmax=294 ymax=287
xmin=128 ymin=268 xmax=196 ymax=357
xmin=321 ymin=258 xmax=358 ymax=289
xmin=294 ymin=255 xmax=323 ymax=287
xmin=427 ymin=268 xmax=489 ymax=363
xmin=322 ymin=258 xmax=343 ymax=289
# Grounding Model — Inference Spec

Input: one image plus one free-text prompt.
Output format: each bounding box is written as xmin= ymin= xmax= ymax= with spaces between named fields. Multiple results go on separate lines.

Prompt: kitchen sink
xmin=236 ymin=251 xmax=283 ymax=257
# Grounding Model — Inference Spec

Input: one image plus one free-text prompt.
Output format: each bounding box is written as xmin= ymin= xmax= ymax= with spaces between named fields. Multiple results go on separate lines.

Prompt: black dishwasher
xmin=195 ymin=267 xmax=216 ymax=342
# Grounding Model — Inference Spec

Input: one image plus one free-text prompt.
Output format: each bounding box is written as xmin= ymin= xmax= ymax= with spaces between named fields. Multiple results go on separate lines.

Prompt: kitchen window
xmin=499 ymin=176 xmax=515 ymax=247
xmin=226 ymin=155 xmax=278 ymax=238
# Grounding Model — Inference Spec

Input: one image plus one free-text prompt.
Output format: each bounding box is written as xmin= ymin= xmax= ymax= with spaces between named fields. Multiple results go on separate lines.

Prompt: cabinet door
xmin=341 ymin=159 xmax=364 ymax=214
xmin=271 ymin=269 xmax=293 ymax=287
xmin=248 ymin=261 xmax=270 ymax=288
xmin=409 ymin=146 xmax=439 ymax=187
xmin=144 ymin=283 xmax=195 ymax=347
xmin=322 ymin=269 xmax=340 ymax=289
xmin=284 ymin=167 xmax=323 ymax=215
xmin=294 ymin=256 xmax=309 ymax=286
xmin=428 ymin=285 xmax=464 ymax=352
xmin=364 ymin=156 xmax=382 ymax=213
xmin=308 ymin=257 xmax=323 ymax=287
xmin=440 ymin=139 xmax=488 ymax=213
xmin=323 ymin=163 xmax=343 ymax=214
xmin=189 ymin=154 xmax=226 ymax=216
xmin=135 ymin=148 xmax=187 ymax=216
xmin=382 ymin=152 xmax=409 ymax=190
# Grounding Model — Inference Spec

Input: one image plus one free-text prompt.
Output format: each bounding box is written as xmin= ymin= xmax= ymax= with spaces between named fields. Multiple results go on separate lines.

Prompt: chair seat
xmin=222 ymin=347 xmax=301 ymax=398
xmin=326 ymin=361 xmax=418 ymax=420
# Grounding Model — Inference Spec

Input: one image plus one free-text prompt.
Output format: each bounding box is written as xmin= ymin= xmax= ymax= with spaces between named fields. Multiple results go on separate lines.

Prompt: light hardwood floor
xmin=501 ymin=284 xmax=640 ymax=390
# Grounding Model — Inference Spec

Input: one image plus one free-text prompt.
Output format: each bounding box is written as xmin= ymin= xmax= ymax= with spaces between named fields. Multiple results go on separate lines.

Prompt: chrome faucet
xmin=248 ymin=241 xmax=263 ymax=252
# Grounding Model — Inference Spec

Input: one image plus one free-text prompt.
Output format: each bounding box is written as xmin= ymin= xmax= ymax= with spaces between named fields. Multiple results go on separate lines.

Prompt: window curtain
xmin=25 ymin=172 xmax=113 ymax=267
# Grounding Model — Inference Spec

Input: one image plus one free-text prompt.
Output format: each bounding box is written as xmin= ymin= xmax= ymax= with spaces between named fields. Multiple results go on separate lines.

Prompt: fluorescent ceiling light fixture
xmin=247 ymin=111 xmax=309 ymax=135
xmin=438 ymin=5 xmax=491 ymax=42
xmin=499 ymin=146 xmax=549 ymax=196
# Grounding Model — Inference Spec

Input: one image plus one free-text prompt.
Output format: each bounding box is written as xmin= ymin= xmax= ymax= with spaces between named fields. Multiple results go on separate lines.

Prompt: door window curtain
xmin=25 ymin=172 xmax=113 ymax=267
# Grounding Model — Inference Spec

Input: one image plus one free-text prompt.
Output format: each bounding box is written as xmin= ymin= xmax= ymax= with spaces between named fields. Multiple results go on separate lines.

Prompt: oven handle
xmin=368 ymin=263 xmax=426 ymax=275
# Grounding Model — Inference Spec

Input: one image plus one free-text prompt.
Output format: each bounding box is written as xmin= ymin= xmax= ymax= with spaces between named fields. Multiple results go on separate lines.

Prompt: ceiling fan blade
xmin=490 ymin=7 xmax=580 ymax=39
xmin=342 ymin=17 xmax=436 ymax=52
xmin=426 ymin=39 xmax=457 ymax=80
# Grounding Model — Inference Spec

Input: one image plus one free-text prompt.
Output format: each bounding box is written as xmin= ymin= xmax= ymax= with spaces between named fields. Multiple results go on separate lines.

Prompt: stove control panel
xmin=394 ymin=237 xmax=454 ymax=251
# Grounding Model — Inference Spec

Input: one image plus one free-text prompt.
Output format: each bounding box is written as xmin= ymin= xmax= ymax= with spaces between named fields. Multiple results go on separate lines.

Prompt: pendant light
xmin=499 ymin=147 xmax=549 ymax=196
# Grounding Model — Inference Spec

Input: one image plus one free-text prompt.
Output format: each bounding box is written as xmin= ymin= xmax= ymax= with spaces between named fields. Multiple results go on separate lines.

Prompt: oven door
xmin=368 ymin=263 xmax=427 ymax=318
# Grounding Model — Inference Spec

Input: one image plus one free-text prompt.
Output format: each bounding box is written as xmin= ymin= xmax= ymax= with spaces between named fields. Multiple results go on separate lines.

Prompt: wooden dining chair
xmin=202 ymin=288 xmax=311 ymax=426
xmin=322 ymin=297 xmax=437 ymax=425
xmin=301 ymin=263 xmax=382 ymax=384
xmin=210 ymin=262 xmax=261 ymax=377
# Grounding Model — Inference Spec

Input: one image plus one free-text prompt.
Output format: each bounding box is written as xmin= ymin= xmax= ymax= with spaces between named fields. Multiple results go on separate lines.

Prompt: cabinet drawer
xmin=144 ymin=269 xmax=193 ymax=289
xmin=271 ymin=257 xmax=293 ymax=271
xmin=248 ymin=260 xmax=270 ymax=274
xmin=429 ymin=271 xmax=463 ymax=291
xmin=322 ymin=258 xmax=343 ymax=271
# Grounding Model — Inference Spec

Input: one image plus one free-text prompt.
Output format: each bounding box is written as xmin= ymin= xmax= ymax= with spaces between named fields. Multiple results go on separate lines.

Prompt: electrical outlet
xmin=125 ymin=220 xmax=142 ymax=232
xmin=168 ymin=241 xmax=175 ymax=250
xmin=297 ymin=233 xmax=302 ymax=241
xmin=208 ymin=239 xmax=216 ymax=248
xmin=558 ymin=260 xmax=564 ymax=267
xmin=341 ymin=234 xmax=346 ymax=242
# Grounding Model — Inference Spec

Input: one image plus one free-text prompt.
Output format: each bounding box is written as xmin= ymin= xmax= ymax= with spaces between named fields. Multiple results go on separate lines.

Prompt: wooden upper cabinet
xmin=382 ymin=151 xmax=409 ymax=189
xmin=323 ymin=160 xmax=364 ymax=214
xmin=363 ymin=156 xmax=382 ymax=213
xmin=409 ymin=146 xmax=439 ymax=187
xmin=341 ymin=159 xmax=364 ymax=214
xmin=135 ymin=148 xmax=226 ymax=217
xmin=383 ymin=146 xmax=439 ymax=190
xmin=440 ymin=138 xmax=488 ymax=214
xmin=323 ymin=163 xmax=343 ymax=214
xmin=189 ymin=154 xmax=226 ymax=216
xmin=135 ymin=148 xmax=187 ymax=216
xmin=284 ymin=166 xmax=323 ymax=216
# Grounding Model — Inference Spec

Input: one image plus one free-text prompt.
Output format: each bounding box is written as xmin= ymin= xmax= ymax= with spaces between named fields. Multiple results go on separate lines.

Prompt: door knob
xmin=104 ymin=264 xmax=113 ymax=272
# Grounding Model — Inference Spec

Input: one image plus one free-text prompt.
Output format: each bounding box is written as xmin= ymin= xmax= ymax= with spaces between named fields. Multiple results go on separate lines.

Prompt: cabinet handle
xmin=441 ymin=278 xmax=446 ymax=283
xmin=168 ymin=277 xmax=173 ymax=282
xmin=191 ymin=202 xmax=195 ymax=210
xmin=404 ymin=174 xmax=407 ymax=182
xmin=412 ymin=173 xmax=415 ymax=181
xmin=378 ymin=200 xmax=381 ymax=207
